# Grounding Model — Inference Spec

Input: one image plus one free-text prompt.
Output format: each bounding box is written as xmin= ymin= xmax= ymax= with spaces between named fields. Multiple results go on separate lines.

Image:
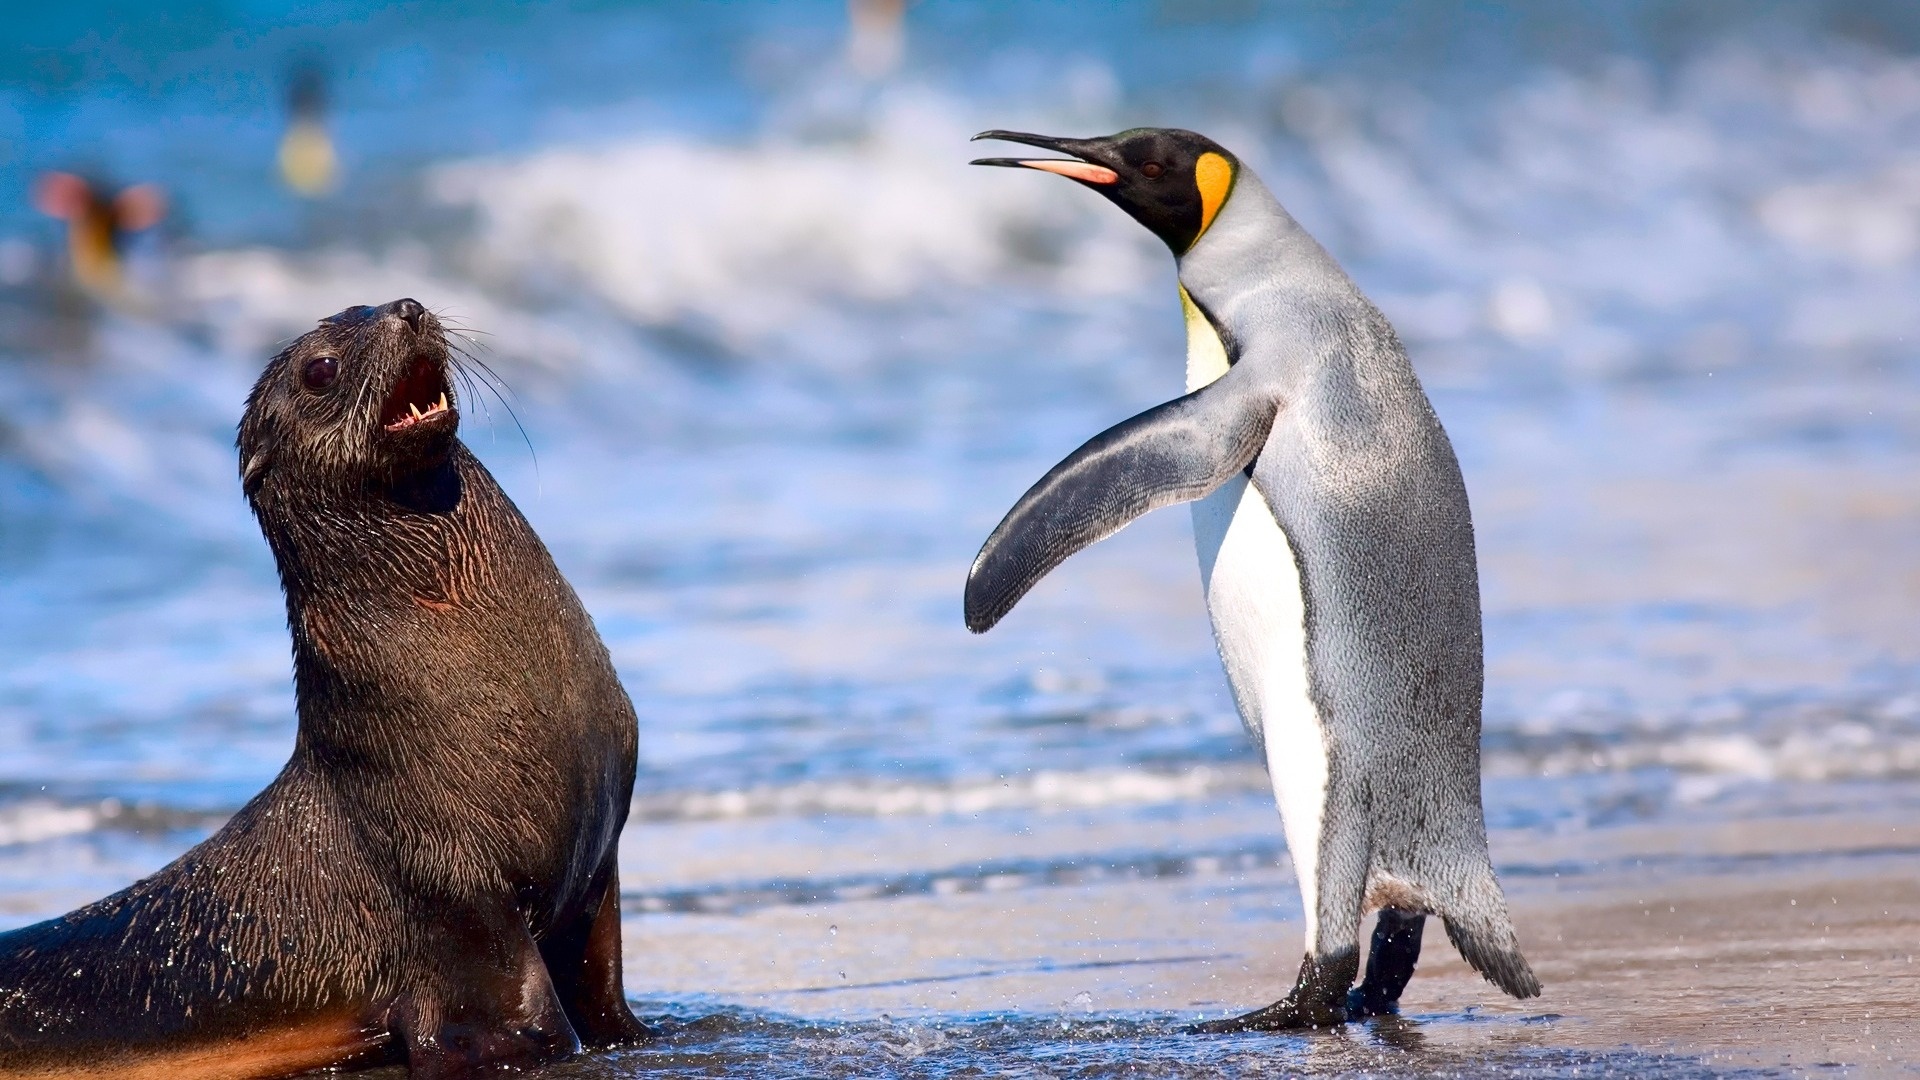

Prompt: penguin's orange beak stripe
xmin=1018 ymin=160 xmax=1119 ymax=185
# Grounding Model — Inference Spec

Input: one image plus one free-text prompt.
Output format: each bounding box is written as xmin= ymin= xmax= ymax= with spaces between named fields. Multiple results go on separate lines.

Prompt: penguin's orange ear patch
xmin=1195 ymin=152 xmax=1233 ymax=237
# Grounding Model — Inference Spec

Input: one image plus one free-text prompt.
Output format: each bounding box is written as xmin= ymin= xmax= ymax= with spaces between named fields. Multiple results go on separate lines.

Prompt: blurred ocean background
xmin=3 ymin=1 xmax=1920 ymax=1073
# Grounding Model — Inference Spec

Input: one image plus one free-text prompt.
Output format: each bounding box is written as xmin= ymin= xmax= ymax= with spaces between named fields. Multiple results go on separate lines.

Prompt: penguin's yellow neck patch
xmin=1195 ymin=152 xmax=1233 ymax=239
xmin=1181 ymin=285 xmax=1231 ymax=393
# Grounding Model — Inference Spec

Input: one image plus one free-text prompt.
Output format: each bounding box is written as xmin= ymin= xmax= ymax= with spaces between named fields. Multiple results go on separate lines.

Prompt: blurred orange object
xmin=31 ymin=172 xmax=166 ymax=296
xmin=847 ymin=0 xmax=904 ymax=76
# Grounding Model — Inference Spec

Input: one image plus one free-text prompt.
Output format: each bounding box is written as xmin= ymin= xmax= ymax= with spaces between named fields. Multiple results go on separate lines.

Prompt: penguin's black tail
xmin=1439 ymin=907 xmax=1541 ymax=999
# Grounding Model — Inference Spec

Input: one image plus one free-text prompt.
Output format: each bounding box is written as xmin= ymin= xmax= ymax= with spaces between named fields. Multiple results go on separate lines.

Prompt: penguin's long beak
xmin=969 ymin=130 xmax=1119 ymax=185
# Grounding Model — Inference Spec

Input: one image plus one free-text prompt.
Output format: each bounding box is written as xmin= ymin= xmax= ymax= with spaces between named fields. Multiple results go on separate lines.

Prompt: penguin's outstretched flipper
xmin=966 ymin=363 xmax=1274 ymax=633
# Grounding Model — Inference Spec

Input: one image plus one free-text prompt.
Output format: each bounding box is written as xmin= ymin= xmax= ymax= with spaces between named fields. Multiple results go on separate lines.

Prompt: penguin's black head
xmin=971 ymin=128 xmax=1238 ymax=255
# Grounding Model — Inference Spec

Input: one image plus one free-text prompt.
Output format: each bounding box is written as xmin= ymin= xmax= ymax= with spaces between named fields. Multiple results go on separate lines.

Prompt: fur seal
xmin=0 ymin=298 xmax=649 ymax=1077
xmin=966 ymin=129 xmax=1539 ymax=1028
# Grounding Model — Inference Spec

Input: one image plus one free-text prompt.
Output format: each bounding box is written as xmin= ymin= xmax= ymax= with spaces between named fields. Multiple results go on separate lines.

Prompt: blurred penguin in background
xmin=31 ymin=172 xmax=166 ymax=300
xmin=279 ymin=64 xmax=338 ymax=197
xmin=846 ymin=0 xmax=905 ymax=77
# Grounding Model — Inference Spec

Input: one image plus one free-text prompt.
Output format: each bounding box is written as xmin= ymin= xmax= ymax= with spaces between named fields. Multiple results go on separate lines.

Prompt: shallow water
xmin=3 ymin=2 xmax=1919 ymax=1074
xmin=560 ymin=1011 xmax=1742 ymax=1080
xmin=320 ymin=1010 xmax=1747 ymax=1080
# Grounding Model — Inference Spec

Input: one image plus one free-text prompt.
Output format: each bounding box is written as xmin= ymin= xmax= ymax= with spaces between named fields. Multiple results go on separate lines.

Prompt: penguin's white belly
xmin=1181 ymin=284 xmax=1331 ymax=945
xmin=1189 ymin=459 xmax=1329 ymax=945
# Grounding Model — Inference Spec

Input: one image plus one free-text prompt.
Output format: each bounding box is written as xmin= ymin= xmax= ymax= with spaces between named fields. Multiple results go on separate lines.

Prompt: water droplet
xmin=828 ymin=924 xmax=838 ymax=936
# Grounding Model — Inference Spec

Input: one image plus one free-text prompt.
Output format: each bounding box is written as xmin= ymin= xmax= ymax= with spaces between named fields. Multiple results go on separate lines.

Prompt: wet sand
xmin=616 ymin=782 xmax=1920 ymax=1076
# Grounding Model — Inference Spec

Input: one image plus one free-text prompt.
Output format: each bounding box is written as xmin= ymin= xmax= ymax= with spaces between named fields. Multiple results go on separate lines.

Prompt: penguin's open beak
xmin=969 ymin=130 xmax=1119 ymax=185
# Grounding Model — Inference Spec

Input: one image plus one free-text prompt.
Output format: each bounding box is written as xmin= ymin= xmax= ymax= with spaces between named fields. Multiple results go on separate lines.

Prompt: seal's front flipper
xmin=396 ymin=913 xmax=580 ymax=1079
xmin=966 ymin=362 xmax=1275 ymax=632
xmin=1347 ymin=909 xmax=1426 ymax=1017
xmin=1187 ymin=948 xmax=1357 ymax=1033
xmin=543 ymin=865 xmax=656 ymax=1047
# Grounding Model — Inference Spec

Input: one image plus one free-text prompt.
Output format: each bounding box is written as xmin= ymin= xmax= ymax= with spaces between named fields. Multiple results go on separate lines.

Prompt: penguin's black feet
xmin=1187 ymin=996 xmax=1345 ymax=1033
xmin=1187 ymin=948 xmax=1359 ymax=1033
xmin=1346 ymin=908 xmax=1427 ymax=1018
xmin=1345 ymin=986 xmax=1397 ymax=1017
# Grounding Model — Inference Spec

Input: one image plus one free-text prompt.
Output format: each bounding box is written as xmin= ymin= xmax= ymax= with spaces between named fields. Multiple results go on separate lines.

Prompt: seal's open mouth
xmin=380 ymin=355 xmax=454 ymax=432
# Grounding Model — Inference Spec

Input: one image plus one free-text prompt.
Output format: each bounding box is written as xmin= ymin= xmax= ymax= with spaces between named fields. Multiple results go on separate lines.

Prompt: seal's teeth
xmin=409 ymin=402 xmax=423 ymax=419
xmin=437 ymin=392 xmax=448 ymax=412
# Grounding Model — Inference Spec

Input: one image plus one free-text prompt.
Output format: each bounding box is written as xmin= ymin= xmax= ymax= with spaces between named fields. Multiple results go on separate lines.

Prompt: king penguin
xmin=965 ymin=128 xmax=1540 ymax=1030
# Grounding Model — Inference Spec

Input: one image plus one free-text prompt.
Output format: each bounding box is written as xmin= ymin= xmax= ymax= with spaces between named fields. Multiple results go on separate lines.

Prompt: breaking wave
xmin=6 ymin=684 xmax=1918 ymax=854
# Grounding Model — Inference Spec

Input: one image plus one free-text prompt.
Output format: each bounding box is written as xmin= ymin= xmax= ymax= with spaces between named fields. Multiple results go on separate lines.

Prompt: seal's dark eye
xmin=302 ymin=356 xmax=339 ymax=392
xmin=1141 ymin=161 xmax=1165 ymax=179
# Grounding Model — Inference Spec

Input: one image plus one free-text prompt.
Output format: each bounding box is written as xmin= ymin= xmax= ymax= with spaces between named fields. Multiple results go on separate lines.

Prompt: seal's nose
xmin=388 ymin=297 xmax=426 ymax=333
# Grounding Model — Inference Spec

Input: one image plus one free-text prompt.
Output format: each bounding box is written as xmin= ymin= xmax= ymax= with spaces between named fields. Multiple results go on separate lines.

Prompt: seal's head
xmin=239 ymin=297 xmax=459 ymax=499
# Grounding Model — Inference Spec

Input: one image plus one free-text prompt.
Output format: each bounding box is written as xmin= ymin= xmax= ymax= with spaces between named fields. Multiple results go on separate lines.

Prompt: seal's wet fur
xmin=0 ymin=299 xmax=648 ymax=1078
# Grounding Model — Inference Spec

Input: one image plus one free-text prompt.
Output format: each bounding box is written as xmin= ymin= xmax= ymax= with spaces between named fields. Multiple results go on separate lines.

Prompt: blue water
xmin=3 ymin=2 xmax=1920 ymax=1074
